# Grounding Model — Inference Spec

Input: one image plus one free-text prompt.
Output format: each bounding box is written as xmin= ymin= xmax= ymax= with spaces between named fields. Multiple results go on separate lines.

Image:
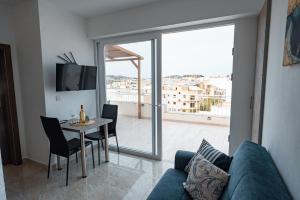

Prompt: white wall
xmin=262 ymin=0 xmax=300 ymax=198
xmin=13 ymin=0 xmax=47 ymax=164
xmin=0 ymin=3 xmax=27 ymax=159
xmin=87 ymin=0 xmax=264 ymax=38
xmin=38 ymin=0 xmax=96 ymax=158
xmin=39 ymin=0 xmax=96 ymax=123
xmin=1 ymin=0 xmax=97 ymax=166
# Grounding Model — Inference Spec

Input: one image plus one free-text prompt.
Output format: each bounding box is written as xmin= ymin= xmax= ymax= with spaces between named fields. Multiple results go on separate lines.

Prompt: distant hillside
xmin=106 ymin=75 xmax=137 ymax=80
xmin=163 ymin=74 xmax=204 ymax=79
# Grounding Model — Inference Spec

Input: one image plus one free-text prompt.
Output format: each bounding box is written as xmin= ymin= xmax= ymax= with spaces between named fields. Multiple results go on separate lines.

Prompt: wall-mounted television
xmin=56 ymin=63 xmax=97 ymax=91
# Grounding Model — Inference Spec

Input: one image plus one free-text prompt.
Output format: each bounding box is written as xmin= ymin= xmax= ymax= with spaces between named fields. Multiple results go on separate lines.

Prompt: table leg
xmin=104 ymin=124 xmax=109 ymax=162
xmin=57 ymin=155 xmax=62 ymax=170
xmin=80 ymin=131 xmax=87 ymax=178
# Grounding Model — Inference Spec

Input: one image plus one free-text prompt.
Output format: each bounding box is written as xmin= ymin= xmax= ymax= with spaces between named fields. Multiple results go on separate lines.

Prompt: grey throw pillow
xmin=185 ymin=139 xmax=232 ymax=173
xmin=183 ymin=154 xmax=229 ymax=200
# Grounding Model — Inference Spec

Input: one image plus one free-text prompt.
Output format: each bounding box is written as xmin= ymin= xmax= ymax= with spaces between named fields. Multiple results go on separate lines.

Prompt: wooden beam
xmin=111 ymin=45 xmax=144 ymax=60
xmin=105 ymin=45 xmax=144 ymax=60
xmin=105 ymin=58 xmax=140 ymax=62
xmin=130 ymin=60 xmax=139 ymax=69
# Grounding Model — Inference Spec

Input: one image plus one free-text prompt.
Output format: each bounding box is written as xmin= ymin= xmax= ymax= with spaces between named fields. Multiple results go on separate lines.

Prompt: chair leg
xmin=97 ymin=140 xmax=101 ymax=165
xmin=115 ymin=135 xmax=120 ymax=154
xmin=91 ymin=143 xmax=95 ymax=168
xmin=66 ymin=157 xmax=69 ymax=186
xmin=75 ymin=152 xmax=78 ymax=163
xmin=101 ymin=140 xmax=104 ymax=150
xmin=47 ymin=152 xmax=51 ymax=179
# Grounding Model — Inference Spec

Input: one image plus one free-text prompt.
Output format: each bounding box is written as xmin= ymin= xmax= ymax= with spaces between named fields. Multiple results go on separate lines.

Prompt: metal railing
xmin=107 ymin=90 xmax=231 ymax=117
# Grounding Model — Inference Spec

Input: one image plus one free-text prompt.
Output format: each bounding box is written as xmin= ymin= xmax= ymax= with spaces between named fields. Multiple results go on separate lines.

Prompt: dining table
xmin=60 ymin=117 xmax=113 ymax=178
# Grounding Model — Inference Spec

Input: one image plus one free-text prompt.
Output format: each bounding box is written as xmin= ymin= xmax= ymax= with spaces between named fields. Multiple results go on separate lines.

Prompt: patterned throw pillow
xmin=183 ymin=154 xmax=229 ymax=200
xmin=185 ymin=139 xmax=232 ymax=173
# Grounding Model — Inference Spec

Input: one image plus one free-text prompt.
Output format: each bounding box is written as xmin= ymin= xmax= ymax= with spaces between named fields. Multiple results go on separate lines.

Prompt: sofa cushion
xmin=221 ymin=141 xmax=292 ymax=200
xmin=184 ymin=154 xmax=229 ymax=200
xmin=147 ymin=169 xmax=191 ymax=200
xmin=185 ymin=139 xmax=232 ymax=172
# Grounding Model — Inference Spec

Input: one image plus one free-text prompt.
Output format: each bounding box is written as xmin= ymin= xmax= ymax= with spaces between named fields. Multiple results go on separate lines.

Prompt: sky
xmin=105 ymin=25 xmax=235 ymax=78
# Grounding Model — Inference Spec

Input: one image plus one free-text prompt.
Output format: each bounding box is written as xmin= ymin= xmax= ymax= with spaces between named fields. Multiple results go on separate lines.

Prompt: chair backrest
xmin=101 ymin=104 xmax=118 ymax=134
xmin=40 ymin=116 xmax=69 ymax=157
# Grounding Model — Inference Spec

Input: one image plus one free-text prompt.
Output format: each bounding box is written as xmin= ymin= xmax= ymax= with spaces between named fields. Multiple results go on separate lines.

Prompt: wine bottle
xmin=79 ymin=105 xmax=86 ymax=124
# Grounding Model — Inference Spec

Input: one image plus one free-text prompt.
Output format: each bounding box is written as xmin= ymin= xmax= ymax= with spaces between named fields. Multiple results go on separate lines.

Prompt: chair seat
xmin=85 ymin=131 xmax=115 ymax=141
xmin=67 ymin=138 xmax=93 ymax=155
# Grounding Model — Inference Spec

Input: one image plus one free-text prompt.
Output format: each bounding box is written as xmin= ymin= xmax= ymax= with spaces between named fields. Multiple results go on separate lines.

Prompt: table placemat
xmin=69 ymin=120 xmax=96 ymax=127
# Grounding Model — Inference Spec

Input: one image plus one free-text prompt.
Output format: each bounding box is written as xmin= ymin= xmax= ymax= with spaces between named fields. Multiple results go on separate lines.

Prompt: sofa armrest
xmin=174 ymin=150 xmax=195 ymax=171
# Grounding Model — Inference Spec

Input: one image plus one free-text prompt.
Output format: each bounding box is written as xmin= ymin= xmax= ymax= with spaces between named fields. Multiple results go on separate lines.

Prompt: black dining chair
xmin=40 ymin=116 xmax=95 ymax=186
xmin=85 ymin=104 xmax=119 ymax=165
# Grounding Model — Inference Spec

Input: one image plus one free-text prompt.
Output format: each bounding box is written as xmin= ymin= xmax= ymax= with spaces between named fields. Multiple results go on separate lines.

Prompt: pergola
xmin=105 ymin=45 xmax=144 ymax=119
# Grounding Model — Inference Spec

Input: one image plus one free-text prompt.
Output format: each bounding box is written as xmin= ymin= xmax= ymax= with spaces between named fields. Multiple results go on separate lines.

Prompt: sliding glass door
xmin=96 ymin=33 xmax=162 ymax=159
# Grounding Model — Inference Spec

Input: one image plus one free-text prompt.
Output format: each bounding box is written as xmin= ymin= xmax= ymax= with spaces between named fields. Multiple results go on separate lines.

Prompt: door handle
xmin=155 ymin=104 xmax=161 ymax=107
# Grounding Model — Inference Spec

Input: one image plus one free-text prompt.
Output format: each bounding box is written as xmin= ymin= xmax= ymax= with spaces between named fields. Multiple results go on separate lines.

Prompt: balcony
xmin=108 ymin=100 xmax=230 ymax=161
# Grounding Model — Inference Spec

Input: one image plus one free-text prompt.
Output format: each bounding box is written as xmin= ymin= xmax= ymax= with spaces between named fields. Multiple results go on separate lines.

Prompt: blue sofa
xmin=147 ymin=141 xmax=292 ymax=200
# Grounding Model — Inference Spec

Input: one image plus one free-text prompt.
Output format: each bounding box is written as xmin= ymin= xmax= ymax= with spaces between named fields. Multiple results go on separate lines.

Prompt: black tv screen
xmin=56 ymin=63 xmax=97 ymax=91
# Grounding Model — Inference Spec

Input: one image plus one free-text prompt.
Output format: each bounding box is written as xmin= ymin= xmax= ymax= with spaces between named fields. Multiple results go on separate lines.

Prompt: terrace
xmin=104 ymin=45 xmax=231 ymax=160
xmin=107 ymin=101 xmax=230 ymax=161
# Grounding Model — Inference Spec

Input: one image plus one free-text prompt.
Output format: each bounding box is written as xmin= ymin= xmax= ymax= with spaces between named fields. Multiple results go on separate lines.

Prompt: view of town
xmin=103 ymin=26 xmax=234 ymax=156
xmin=106 ymin=74 xmax=232 ymax=118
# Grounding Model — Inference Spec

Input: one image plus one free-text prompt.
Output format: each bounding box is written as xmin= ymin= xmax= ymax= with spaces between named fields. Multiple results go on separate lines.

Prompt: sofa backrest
xmin=222 ymin=141 xmax=292 ymax=200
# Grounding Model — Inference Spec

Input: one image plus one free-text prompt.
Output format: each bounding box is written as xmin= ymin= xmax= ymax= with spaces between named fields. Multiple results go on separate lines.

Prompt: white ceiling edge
xmin=87 ymin=0 xmax=265 ymax=39
xmin=91 ymin=13 xmax=256 ymax=40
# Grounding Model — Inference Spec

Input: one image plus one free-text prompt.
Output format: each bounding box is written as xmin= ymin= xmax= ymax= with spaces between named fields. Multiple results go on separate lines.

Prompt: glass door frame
xmin=95 ymin=31 xmax=162 ymax=160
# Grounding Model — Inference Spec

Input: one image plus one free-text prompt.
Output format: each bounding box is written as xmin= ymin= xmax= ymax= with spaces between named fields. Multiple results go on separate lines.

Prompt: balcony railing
xmin=107 ymin=90 xmax=230 ymax=126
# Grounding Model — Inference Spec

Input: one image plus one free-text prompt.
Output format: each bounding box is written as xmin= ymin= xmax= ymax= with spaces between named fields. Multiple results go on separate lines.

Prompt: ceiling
xmin=47 ymin=0 xmax=166 ymax=18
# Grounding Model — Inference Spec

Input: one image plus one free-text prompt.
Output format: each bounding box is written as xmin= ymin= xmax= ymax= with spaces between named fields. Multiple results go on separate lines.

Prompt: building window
xmin=173 ymin=95 xmax=176 ymax=98
xmin=183 ymin=95 xmax=186 ymax=98
xmin=190 ymin=95 xmax=195 ymax=100
xmin=183 ymin=103 xmax=186 ymax=106
xmin=190 ymin=103 xmax=195 ymax=108
xmin=173 ymin=102 xmax=176 ymax=105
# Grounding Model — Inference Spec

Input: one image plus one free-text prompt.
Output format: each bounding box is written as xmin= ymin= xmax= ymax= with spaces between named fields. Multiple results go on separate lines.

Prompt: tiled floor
xmin=3 ymin=116 xmax=229 ymax=200
xmin=115 ymin=115 xmax=229 ymax=161
xmin=3 ymin=151 xmax=173 ymax=200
